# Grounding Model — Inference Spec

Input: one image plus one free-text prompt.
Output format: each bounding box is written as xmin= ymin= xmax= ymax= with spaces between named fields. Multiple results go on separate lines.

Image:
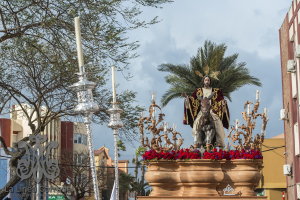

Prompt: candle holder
xmin=255 ymin=90 xmax=261 ymax=103
xmin=138 ymin=100 xmax=184 ymax=152
xmin=70 ymin=65 xmax=100 ymax=200
xmin=226 ymin=100 xmax=268 ymax=151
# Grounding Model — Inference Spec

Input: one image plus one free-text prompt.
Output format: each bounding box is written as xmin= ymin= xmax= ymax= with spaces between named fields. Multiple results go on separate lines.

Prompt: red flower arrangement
xmin=143 ymin=148 xmax=263 ymax=162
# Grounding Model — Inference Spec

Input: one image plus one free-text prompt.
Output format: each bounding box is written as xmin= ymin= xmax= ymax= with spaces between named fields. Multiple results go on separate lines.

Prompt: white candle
xmin=151 ymin=108 xmax=156 ymax=120
xmin=235 ymin=119 xmax=239 ymax=130
xmin=173 ymin=123 xmax=176 ymax=132
xmin=164 ymin=122 xmax=168 ymax=132
xmin=247 ymin=104 xmax=250 ymax=115
xmin=151 ymin=92 xmax=156 ymax=102
xmin=255 ymin=90 xmax=260 ymax=102
xmin=74 ymin=17 xmax=84 ymax=69
xmin=111 ymin=66 xmax=116 ymax=101
xmin=140 ymin=112 xmax=144 ymax=118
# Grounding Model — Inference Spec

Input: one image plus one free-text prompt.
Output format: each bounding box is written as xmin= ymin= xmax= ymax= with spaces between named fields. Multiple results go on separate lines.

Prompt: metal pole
xmin=113 ymin=131 xmax=119 ymax=200
xmin=36 ymin=147 xmax=40 ymax=200
xmin=107 ymin=102 xmax=123 ymax=200
xmin=85 ymin=116 xmax=100 ymax=200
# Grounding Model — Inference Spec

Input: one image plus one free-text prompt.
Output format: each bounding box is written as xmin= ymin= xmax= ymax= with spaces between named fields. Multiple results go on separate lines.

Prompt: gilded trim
xmin=189 ymin=96 xmax=199 ymax=119
xmin=196 ymin=89 xmax=203 ymax=97
xmin=211 ymin=88 xmax=221 ymax=118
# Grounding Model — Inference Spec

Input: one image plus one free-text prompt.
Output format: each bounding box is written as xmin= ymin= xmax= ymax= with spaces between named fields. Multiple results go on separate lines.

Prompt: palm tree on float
xmin=158 ymin=40 xmax=262 ymax=107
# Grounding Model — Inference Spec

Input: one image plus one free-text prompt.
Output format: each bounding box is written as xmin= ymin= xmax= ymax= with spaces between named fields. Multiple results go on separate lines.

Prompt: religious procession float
xmin=137 ymin=72 xmax=268 ymax=200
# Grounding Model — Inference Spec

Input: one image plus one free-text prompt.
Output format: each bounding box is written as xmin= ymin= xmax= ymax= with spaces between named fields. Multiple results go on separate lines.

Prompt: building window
xmin=292 ymin=72 xmax=297 ymax=98
xmin=294 ymin=123 xmax=300 ymax=156
xmin=289 ymin=5 xmax=293 ymax=22
xmin=76 ymin=174 xmax=88 ymax=185
xmin=75 ymin=154 xmax=86 ymax=164
xmin=74 ymin=134 xmax=87 ymax=145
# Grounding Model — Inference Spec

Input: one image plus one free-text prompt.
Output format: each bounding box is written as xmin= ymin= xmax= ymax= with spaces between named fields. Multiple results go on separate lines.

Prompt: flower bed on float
xmin=143 ymin=148 xmax=263 ymax=162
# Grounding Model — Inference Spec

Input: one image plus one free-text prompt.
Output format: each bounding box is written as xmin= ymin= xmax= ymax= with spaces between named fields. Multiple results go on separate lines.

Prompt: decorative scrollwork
xmin=17 ymin=134 xmax=60 ymax=183
xmin=138 ymin=101 xmax=184 ymax=152
xmin=226 ymin=100 xmax=267 ymax=151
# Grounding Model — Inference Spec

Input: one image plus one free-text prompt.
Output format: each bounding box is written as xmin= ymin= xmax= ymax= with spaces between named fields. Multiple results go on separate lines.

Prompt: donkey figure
xmin=195 ymin=92 xmax=216 ymax=152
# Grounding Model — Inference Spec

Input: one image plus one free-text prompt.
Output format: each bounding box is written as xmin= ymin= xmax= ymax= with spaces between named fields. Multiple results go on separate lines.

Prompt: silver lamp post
xmin=70 ymin=65 xmax=100 ymax=200
xmin=107 ymin=67 xmax=123 ymax=200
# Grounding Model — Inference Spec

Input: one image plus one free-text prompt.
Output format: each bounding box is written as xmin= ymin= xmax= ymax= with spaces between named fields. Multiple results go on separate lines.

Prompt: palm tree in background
xmin=117 ymin=140 xmax=126 ymax=157
xmin=132 ymin=146 xmax=146 ymax=198
xmin=130 ymin=179 xmax=150 ymax=196
xmin=157 ymin=40 xmax=262 ymax=107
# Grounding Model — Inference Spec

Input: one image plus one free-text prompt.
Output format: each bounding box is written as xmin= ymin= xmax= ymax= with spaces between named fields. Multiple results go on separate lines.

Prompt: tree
xmin=0 ymin=0 xmax=172 ymax=198
xmin=130 ymin=179 xmax=149 ymax=196
xmin=117 ymin=140 xmax=126 ymax=157
xmin=157 ymin=40 xmax=262 ymax=107
xmin=52 ymin=150 xmax=90 ymax=200
xmin=50 ymin=150 xmax=109 ymax=200
xmin=132 ymin=146 xmax=146 ymax=198
xmin=119 ymin=172 xmax=135 ymax=200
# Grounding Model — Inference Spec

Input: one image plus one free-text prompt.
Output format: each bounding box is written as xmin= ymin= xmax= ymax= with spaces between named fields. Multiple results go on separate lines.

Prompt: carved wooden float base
xmin=137 ymin=196 xmax=267 ymax=200
xmin=145 ymin=160 xmax=263 ymax=197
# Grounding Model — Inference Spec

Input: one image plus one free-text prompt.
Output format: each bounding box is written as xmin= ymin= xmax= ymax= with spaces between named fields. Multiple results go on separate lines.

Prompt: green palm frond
xmin=158 ymin=40 xmax=262 ymax=107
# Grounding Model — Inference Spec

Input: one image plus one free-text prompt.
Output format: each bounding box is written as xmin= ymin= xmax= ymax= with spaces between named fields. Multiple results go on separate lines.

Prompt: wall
xmin=280 ymin=3 xmax=298 ymax=199
xmin=259 ymin=138 xmax=286 ymax=189
xmin=0 ymin=119 xmax=11 ymax=148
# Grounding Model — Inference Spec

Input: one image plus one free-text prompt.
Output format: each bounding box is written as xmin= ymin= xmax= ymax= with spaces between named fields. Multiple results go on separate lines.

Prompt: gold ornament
xmin=195 ymin=71 xmax=203 ymax=77
xmin=195 ymin=66 xmax=220 ymax=80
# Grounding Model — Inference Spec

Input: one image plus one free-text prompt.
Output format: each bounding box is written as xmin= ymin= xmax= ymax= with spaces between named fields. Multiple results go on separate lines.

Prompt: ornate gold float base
xmin=137 ymin=196 xmax=267 ymax=200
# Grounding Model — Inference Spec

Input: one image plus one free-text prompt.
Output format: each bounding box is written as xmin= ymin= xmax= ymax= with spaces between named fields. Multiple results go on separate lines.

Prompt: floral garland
xmin=143 ymin=148 xmax=263 ymax=162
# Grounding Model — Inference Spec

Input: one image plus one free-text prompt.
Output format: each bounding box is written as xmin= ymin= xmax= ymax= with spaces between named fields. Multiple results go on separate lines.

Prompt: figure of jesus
xmin=182 ymin=75 xmax=230 ymax=148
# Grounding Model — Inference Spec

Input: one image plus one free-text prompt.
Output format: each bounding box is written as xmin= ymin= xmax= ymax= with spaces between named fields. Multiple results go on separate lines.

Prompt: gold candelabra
xmin=226 ymin=94 xmax=268 ymax=151
xmin=138 ymin=93 xmax=184 ymax=152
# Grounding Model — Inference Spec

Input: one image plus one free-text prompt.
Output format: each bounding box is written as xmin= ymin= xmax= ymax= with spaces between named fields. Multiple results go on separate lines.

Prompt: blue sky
xmin=92 ymin=0 xmax=290 ymax=175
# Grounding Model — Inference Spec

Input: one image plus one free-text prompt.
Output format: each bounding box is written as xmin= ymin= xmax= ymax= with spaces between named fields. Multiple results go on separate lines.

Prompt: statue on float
xmin=182 ymin=68 xmax=230 ymax=150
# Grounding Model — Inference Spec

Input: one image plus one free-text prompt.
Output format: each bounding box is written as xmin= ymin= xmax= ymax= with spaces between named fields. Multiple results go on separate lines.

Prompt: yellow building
xmin=256 ymin=133 xmax=286 ymax=200
xmin=91 ymin=146 xmax=130 ymax=200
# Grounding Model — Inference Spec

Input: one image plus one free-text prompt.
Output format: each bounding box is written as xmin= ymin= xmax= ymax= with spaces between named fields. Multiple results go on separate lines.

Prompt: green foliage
xmin=130 ymin=179 xmax=150 ymax=196
xmin=132 ymin=145 xmax=145 ymax=166
xmin=117 ymin=140 xmax=126 ymax=157
xmin=158 ymin=40 xmax=262 ymax=107
xmin=145 ymin=189 xmax=152 ymax=196
xmin=117 ymin=140 xmax=126 ymax=151
xmin=119 ymin=172 xmax=135 ymax=196
xmin=135 ymin=145 xmax=146 ymax=156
